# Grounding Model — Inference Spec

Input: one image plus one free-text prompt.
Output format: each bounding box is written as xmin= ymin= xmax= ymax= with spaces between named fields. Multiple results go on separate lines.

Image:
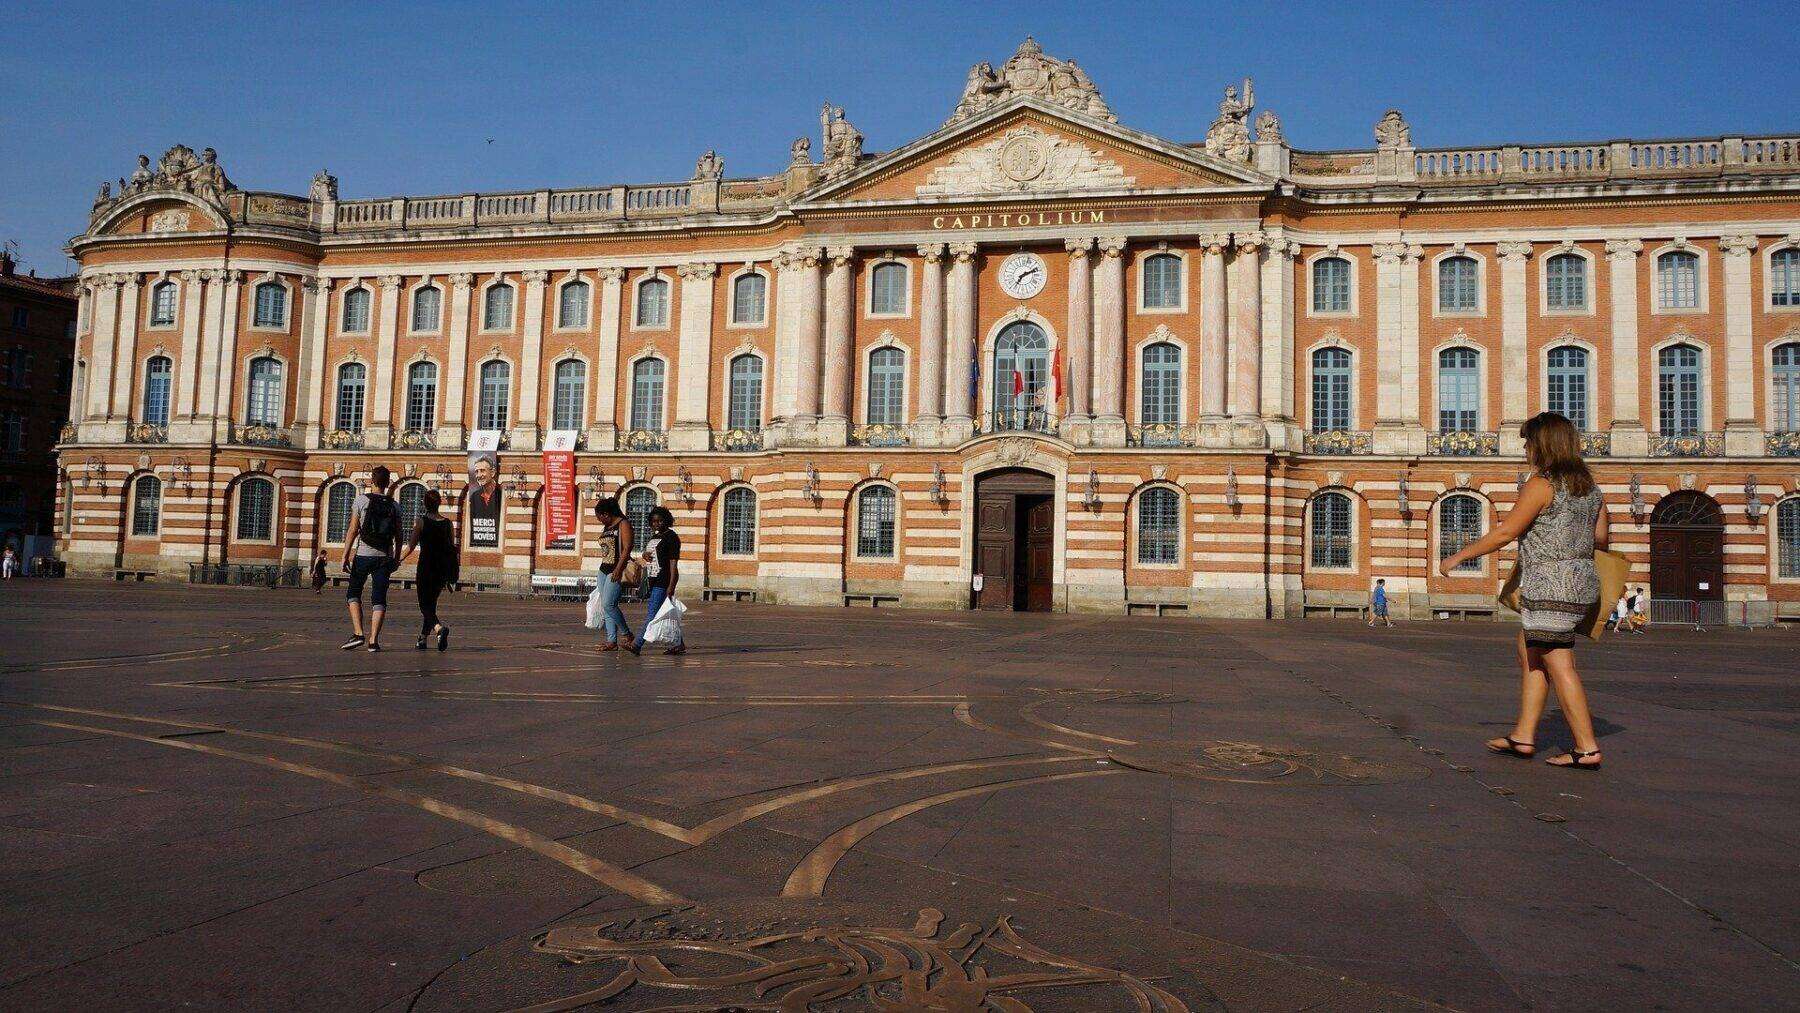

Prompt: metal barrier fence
xmin=1647 ymin=598 xmax=1775 ymax=629
xmin=188 ymin=563 xmax=303 ymax=588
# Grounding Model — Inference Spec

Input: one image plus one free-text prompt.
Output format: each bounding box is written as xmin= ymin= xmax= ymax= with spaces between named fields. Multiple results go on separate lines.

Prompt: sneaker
xmin=366 ymin=642 xmax=381 ymax=653
xmin=415 ymin=637 xmax=427 ymax=651
xmin=437 ymin=626 xmax=450 ymax=652
xmin=340 ymin=637 xmax=366 ymax=651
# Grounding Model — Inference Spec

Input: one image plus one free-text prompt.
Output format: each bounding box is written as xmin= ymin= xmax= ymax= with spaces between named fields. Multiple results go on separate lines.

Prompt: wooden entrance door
xmin=1649 ymin=492 xmax=1725 ymax=601
xmin=1019 ymin=496 xmax=1055 ymax=612
xmin=974 ymin=494 xmax=1014 ymax=610
xmin=973 ymin=469 xmax=1056 ymax=612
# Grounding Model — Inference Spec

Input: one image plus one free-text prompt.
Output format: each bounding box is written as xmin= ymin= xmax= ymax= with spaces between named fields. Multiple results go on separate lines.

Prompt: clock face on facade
xmin=998 ymin=252 xmax=1047 ymax=299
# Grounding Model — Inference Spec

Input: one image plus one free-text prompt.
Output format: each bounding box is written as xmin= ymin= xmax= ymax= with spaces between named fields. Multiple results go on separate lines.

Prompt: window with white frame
xmin=149 ymin=281 xmax=177 ymax=326
xmin=1312 ymin=257 xmax=1351 ymax=313
xmin=235 ymin=477 xmax=274 ymax=541
xmin=324 ymin=481 xmax=356 ymax=543
xmin=636 ymin=277 xmax=669 ymax=327
xmin=558 ymin=280 xmax=590 ymax=328
xmin=1437 ymin=255 xmax=1479 ymax=312
xmin=1438 ymin=494 xmax=1484 ymax=572
xmin=253 ymin=281 xmax=286 ymax=327
xmin=1437 ymin=347 xmax=1480 ymax=432
xmin=630 ymin=358 xmax=665 ymax=431
xmin=1139 ymin=341 xmax=1181 ymax=426
xmin=334 ymin=362 xmax=366 ymax=432
xmin=1545 ymin=253 xmax=1587 ymax=310
xmin=1657 ymin=251 xmax=1700 ymax=309
xmin=1779 ymin=498 xmax=1800 ymax=578
xmin=856 ymin=485 xmax=897 ymax=558
xmin=142 ymin=355 xmax=172 ymax=426
xmin=1775 ymin=342 xmax=1800 ymax=432
xmin=397 ymin=483 xmax=426 ymax=537
xmin=551 ymin=359 xmax=586 ymax=431
xmin=1773 ymin=250 xmax=1800 ymax=307
xmin=1311 ymin=347 xmax=1351 ymax=432
xmin=1137 ymin=486 xmax=1180 ymax=564
xmin=731 ymin=273 xmax=766 ymax=325
xmin=482 ymin=283 xmax=514 ymax=331
xmin=1142 ymin=253 xmax=1182 ymax=310
xmin=869 ymin=262 xmax=906 ymax=315
xmin=1309 ymin=492 xmax=1352 ymax=569
xmin=131 ymin=475 xmax=162 ymax=536
xmin=1657 ymin=344 xmax=1702 ymax=436
xmin=411 ymin=285 xmax=442 ymax=332
xmin=727 ymin=354 xmax=762 ymax=430
xmin=1547 ymin=346 xmax=1589 ymax=430
xmin=624 ymin=486 xmax=656 ymax=554
xmin=406 ymin=362 xmax=438 ymax=431
xmin=720 ymin=487 xmax=756 ymax=555
xmin=341 ymin=287 xmax=371 ymax=332
xmin=245 ymin=356 xmax=283 ymax=426
xmin=866 ymin=347 xmax=904 ymax=425
xmin=477 ymin=360 xmax=510 ymax=431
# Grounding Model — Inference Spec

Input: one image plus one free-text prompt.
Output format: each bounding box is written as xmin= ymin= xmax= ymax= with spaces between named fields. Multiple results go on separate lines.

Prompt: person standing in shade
xmin=340 ymin=465 xmax=400 ymax=652
xmin=1441 ymin=412 xmax=1608 ymax=771
xmin=311 ymin=550 xmax=329 ymax=594
xmin=397 ymin=488 xmax=457 ymax=651
xmin=633 ymin=506 xmax=685 ymax=656
xmin=1369 ymin=578 xmax=1393 ymax=628
xmin=593 ymin=497 xmax=636 ymax=654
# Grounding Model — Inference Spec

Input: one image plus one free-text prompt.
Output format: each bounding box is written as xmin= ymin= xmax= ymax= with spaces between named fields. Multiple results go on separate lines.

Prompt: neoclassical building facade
xmin=57 ymin=40 xmax=1800 ymax=619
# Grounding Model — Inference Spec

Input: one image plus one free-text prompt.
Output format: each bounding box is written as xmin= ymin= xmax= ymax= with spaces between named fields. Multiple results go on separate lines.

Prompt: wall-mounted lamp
xmin=1396 ymin=472 xmax=1410 ymax=515
xmin=506 ymin=465 xmax=532 ymax=503
xmin=1084 ymin=468 xmax=1101 ymax=511
xmin=675 ymin=466 xmax=693 ymax=505
xmin=1629 ymin=474 xmax=1647 ymax=523
xmin=83 ymin=457 xmax=105 ymax=490
xmin=1745 ymin=475 xmax=1764 ymax=523
xmin=172 ymin=457 xmax=192 ymax=493
xmin=802 ymin=463 xmax=821 ymax=503
xmin=1225 ymin=467 xmax=1241 ymax=510
xmin=930 ymin=464 xmax=948 ymax=505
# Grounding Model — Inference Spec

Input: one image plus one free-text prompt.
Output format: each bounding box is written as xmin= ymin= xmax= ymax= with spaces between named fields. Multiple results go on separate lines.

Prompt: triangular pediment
xmin=797 ymin=96 xmax=1270 ymax=207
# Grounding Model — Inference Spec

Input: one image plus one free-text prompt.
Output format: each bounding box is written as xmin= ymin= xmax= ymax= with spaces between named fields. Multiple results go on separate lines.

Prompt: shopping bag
xmin=643 ymin=595 xmax=687 ymax=644
xmin=1497 ymin=549 xmax=1630 ymax=641
xmin=584 ymin=584 xmax=604 ymax=630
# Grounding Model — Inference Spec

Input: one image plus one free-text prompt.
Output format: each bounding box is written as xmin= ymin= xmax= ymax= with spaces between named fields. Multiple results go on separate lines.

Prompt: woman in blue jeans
xmin=593 ymin=498 xmax=636 ymax=653
xmin=633 ymin=506 xmax=685 ymax=655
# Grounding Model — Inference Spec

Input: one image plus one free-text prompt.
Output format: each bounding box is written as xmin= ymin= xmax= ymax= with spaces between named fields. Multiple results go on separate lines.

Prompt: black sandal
xmin=1486 ymin=737 xmax=1537 ymax=759
xmin=1546 ymin=749 xmax=1602 ymax=771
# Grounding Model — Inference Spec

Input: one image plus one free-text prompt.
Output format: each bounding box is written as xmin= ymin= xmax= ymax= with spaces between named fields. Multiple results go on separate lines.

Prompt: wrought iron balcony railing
xmin=1427 ymin=430 xmax=1500 ymax=456
xmin=1128 ymin=422 xmax=1197 ymax=447
xmin=1767 ymin=431 xmax=1800 ymax=457
xmin=1303 ymin=429 xmax=1373 ymax=455
xmin=236 ymin=423 xmax=291 ymax=448
xmin=126 ymin=423 xmax=168 ymax=444
xmin=323 ymin=428 xmax=365 ymax=449
xmin=622 ymin=428 xmax=668 ymax=452
xmin=850 ymin=423 xmax=911 ymax=447
xmin=981 ymin=407 xmax=1053 ymax=435
xmin=1650 ymin=431 xmax=1724 ymax=457
xmin=391 ymin=428 xmax=436 ymax=450
xmin=1578 ymin=431 xmax=1611 ymax=457
xmin=715 ymin=427 xmax=764 ymax=452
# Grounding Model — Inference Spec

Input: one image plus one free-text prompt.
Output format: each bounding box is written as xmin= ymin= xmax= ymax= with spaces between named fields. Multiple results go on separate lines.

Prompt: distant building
xmin=0 ymin=252 xmax=77 ymax=565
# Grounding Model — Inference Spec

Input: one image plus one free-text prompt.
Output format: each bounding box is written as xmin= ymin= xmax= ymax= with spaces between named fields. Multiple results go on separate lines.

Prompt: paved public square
xmin=0 ymin=581 xmax=1795 ymax=1011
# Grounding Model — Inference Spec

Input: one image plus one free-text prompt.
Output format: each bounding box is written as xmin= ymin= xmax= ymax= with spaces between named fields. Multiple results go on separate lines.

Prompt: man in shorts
xmin=1369 ymin=578 xmax=1393 ymax=628
xmin=340 ymin=465 xmax=400 ymax=652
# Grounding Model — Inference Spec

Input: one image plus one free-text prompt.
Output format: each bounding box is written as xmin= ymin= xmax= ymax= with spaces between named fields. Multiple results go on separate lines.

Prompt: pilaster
xmin=514 ymin=269 xmax=548 ymax=449
xmin=1059 ymin=237 xmax=1095 ymax=444
xmin=1371 ymin=243 xmax=1424 ymax=455
xmin=107 ymin=276 xmax=141 ymax=422
xmin=441 ymin=273 xmax=474 ymax=447
xmin=1496 ymin=241 xmax=1531 ymax=452
xmin=368 ymin=274 xmax=402 ymax=449
xmin=588 ymin=267 xmax=624 ymax=451
xmin=1194 ymin=233 xmax=1230 ymax=445
xmin=173 ymin=270 xmax=206 ymax=421
xmin=817 ymin=246 xmax=855 ymax=446
xmin=916 ymin=244 xmax=947 ymax=444
xmin=1228 ymin=231 xmax=1266 ymax=448
xmin=83 ymin=275 xmax=120 ymax=425
xmin=1720 ymin=234 xmax=1764 ymax=455
xmin=297 ymin=278 xmax=331 ymax=447
xmin=942 ymin=242 xmax=978 ymax=441
xmin=1605 ymin=239 xmax=1647 ymax=455
xmin=1090 ymin=236 xmax=1127 ymax=445
xmin=1261 ymin=236 xmax=1300 ymax=449
xmin=672 ymin=262 xmax=718 ymax=451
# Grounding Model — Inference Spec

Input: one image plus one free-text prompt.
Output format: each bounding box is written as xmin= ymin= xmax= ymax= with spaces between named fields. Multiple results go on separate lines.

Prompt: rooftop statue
xmin=1204 ymin=79 xmax=1256 ymax=163
xmin=1375 ymin=109 xmax=1412 ymax=149
xmin=945 ymin=37 xmax=1116 ymax=126
xmin=820 ymin=104 xmax=864 ymax=179
xmin=693 ymin=149 xmax=724 ymax=181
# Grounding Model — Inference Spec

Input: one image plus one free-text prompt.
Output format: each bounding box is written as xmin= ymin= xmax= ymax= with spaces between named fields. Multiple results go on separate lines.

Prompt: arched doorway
xmin=1649 ymin=491 xmax=1724 ymax=600
xmin=973 ymin=468 xmax=1055 ymax=611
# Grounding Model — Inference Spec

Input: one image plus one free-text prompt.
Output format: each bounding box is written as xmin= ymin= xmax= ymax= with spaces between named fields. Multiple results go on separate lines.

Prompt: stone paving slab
xmin=1 ymin=581 xmax=1796 ymax=1010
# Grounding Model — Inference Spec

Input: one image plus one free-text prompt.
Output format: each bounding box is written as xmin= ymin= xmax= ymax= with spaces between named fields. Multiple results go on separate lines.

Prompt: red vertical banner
xmin=542 ymin=449 xmax=576 ymax=549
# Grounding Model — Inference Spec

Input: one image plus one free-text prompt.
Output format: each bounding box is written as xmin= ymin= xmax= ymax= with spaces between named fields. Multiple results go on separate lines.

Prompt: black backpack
xmin=360 ymin=494 xmax=399 ymax=553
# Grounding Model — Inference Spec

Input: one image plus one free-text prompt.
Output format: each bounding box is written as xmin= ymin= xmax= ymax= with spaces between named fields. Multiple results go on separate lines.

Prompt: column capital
xmin=303 ymin=277 xmax=332 ymax=294
xmin=448 ymin=272 xmax=475 ymax=290
xmin=1064 ymin=236 xmax=1095 ymax=258
xmin=1231 ymin=230 xmax=1268 ymax=252
xmin=948 ymin=241 xmax=979 ymax=262
xmin=1372 ymin=242 xmax=1411 ymax=265
xmin=825 ymin=246 xmax=855 ymax=268
xmin=1196 ymin=233 xmax=1230 ymax=255
xmin=676 ymin=262 xmax=717 ymax=280
xmin=1604 ymin=238 xmax=1644 ymax=261
xmin=1096 ymin=236 xmax=1129 ymax=258
xmin=521 ymin=269 xmax=550 ymax=285
xmin=1720 ymin=234 xmax=1760 ymax=257
xmin=598 ymin=266 xmax=627 ymax=283
xmin=377 ymin=274 xmax=403 ymax=291
xmin=95 ymin=274 xmax=124 ymax=291
xmin=916 ymin=243 xmax=946 ymax=262
xmin=221 ymin=269 xmax=244 ymax=285
xmin=177 ymin=269 xmax=204 ymax=284
xmin=1495 ymin=241 xmax=1533 ymax=262
xmin=779 ymin=247 xmax=823 ymax=270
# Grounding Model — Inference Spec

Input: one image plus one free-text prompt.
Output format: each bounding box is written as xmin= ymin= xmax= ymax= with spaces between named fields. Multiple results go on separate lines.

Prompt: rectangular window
xmin=856 ymin=489 xmax=896 ymax=558
xmin=1312 ymin=258 xmax=1350 ymax=313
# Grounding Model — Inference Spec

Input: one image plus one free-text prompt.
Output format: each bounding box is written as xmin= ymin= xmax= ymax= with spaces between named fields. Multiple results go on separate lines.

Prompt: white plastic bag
xmin=584 ymin=584 xmax=605 ymax=630
xmin=643 ymin=595 xmax=687 ymax=644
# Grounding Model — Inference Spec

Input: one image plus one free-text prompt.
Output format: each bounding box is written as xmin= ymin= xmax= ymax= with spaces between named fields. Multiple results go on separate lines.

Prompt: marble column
xmin=590 ymin=267 xmax=624 ymax=450
xmin=296 ymin=278 xmax=330 ymax=447
xmin=1260 ymin=237 xmax=1299 ymax=444
xmin=783 ymin=249 xmax=826 ymax=442
xmin=1197 ymin=235 xmax=1229 ymax=440
xmin=173 ymin=271 xmax=206 ymax=423
xmin=106 ymin=275 xmax=141 ymax=423
xmin=369 ymin=275 xmax=402 ymax=448
xmin=1604 ymin=239 xmax=1646 ymax=455
xmin=1229 ymin=232 xmax=1265 ymax=447
xmin=83 ymin=275 xmax=120 ymax=426
xmin=1721 ymin=234 xmax=1763 ymax=455
xmin=916 ymin=244 xmax=946 ymax=441
xmin=515 ymin=269 xmax=549 ymax=448
xmin=942 ymin=242 xmax=978 ymax=440
xmin=817 ymin=246 xmax=855 ymax=445
xmin=1496 ymin=241 xmax=1532 ymax=452
xmin=1090 ymin=237 xmax=1127 ymax=444
xmin=1062 ymin=238 xmax=1094 ymax=425
xmin=67 ymin=284 xmax=91 ymax=426
xmin=671 ymin=262 xmax=718 ymax=451
xmin=441 ymin=273 xmax=474 ymax=445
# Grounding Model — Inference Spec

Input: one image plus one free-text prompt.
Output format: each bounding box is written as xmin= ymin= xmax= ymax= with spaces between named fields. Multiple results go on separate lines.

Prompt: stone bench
xmin=1126 ymin=600 xmax=1189 ymax=616
xmin=112 ymin=568 xmax=156 ymax=582
xmin=702 ymin=586 xmax=758 ymax=603
xmin=1303 ymin=602 xmax=1369 ymax=620
xmin=1432 ymin=605 xmax=1498 ymax=621
xmin=843 ymin=592 xmax=901 ymax=608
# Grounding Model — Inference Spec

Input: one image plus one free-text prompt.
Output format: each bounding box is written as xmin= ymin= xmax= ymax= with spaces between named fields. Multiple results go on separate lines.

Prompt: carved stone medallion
xmin=147 ymin=210 xmax=191 ymax=233
xmin=918 ymin=126 xmax=1134 ymax=196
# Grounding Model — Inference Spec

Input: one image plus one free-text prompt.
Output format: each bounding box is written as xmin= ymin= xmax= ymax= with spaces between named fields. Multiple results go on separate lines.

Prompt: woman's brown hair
xmin=1520 ymin=411 xmax=1594 ymax=497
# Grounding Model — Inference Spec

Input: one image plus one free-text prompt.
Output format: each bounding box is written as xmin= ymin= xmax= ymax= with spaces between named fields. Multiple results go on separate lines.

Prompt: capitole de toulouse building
xmin=55 ymin=39 xmax=1800 ymax=620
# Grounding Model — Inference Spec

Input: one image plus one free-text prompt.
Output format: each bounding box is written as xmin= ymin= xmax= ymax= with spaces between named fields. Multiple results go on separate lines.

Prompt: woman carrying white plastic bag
xmin=631 ymin=506 xmax=686 ymax=655
xmin=643 ymin=593 xmax=687 ymax=646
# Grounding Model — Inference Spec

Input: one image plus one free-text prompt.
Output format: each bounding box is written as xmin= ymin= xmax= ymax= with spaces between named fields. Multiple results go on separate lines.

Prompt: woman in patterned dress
xmin=1439 ymin=412 xmax=1609 ymax=770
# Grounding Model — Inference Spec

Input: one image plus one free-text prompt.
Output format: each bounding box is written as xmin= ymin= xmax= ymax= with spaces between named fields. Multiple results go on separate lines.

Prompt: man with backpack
xmin=340 ymin=465 xmax=400 ymax=652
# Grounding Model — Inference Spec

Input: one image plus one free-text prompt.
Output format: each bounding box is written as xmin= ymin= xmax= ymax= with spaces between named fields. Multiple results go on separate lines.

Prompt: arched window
xmin=869 ymin=262 xmax=907 ymax=315
xmin=142 ymin=355 xmax=172 ymax=426
xmin=149 ymin=281 xmax=177 ymax=326
xmin=235 ymin=477 xmax=274 ymax=541
xmin=1657 ymin=344 xmax=1702 ymax=436
xmin=341 ymin=287 xmax=371 ymax=332
xmin=1778 ymin=498 xmax=1800 ymax=579
xmin=245 ymin=356 xmax=283 ymax=426
xmin=1437 ymin=347 xmax=1480 ymax=432
xmin=866 ymin=347 xmax=904 ymax=425
xmin=1139 ymin=342 xmax=1181 ymax=427
xmin=1311 ymin=347 xmax=1351 ymax=432
xmin=1438 ymin=495 xmax=1484 ymax=572
xmin=253 ymin=281 xmax=287 ymax=327
xmin=1312 ymin=257 xmax=1351 ymax=313
xmin=1773 ymin=249 xmax=1800 ymax=307
xmin=1546 ymin=346 xmax=1589 ymax=430
xmin=130 ymin=474 xmax=162 ymax=536
xmin=482 ymin=283 xmax=514 ymax=331
xmin=551 ymin=359 xmax=586 ymax=431
xmin=1136 ymin=486 xmax=1180 ymax=564
xmin=324 ymin=481 xmax=357 ymax=543
xmin=1142 ymin=253 xmax=1182 ymax=310
xmin=411 ymin=284 xmax=442 ymax=332
xmin=1545 ymin=253 xmax=1587 ymax=310
xmin=855 ymin=485 xmax=897 ymax=558
xmin=1773 ymin=342 xmax=1800 ymax=433
xmin=477 ymin=360 xmax=510 ymax=431
xmin=1309 ymin=492 xmax=1352 ymax=569
xmin=727 ymin=354 xmax=763 ymax=430
xmin=992 ymin=321 xmax=1049 ymax=429
xmin=624 ymin=486 xmax=657 ymax=554
xmin=731 ymin=273 xmax=766 ymax=325
xmin=1657 ymin=251 xmax=1700 ymax=309
xmin=630 ymin=358 xmax=665 ymax=432
xmin=720 ymin=487 xmax=756 ymax=555
xmin=397 ymin=483 xmax=427 ymax=537
xmin=1437 ymin=255 xmax=1479 ymax=312
xmin=635 ymin=277 xmax=670 ymax=327
xmin=558 ymin=280 xmax=590 ymax=328
xmin=334 ymin=362 xmax=366 ymax=432
xmin=406 ymin=362 xmax=438 ymax=431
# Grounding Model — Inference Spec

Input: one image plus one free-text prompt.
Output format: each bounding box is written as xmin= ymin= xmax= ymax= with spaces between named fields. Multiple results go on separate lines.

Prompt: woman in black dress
xmin=398 ymin=489 xmax=458 ymax=651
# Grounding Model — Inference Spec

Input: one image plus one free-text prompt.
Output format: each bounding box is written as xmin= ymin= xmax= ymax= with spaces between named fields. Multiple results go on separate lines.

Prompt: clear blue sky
xmin=4 ymin=1 xmax=1795 ymax=276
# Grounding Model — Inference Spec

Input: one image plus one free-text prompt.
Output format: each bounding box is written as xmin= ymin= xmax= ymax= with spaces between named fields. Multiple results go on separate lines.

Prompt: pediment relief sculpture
xmin=917 ymin=126 xmax=1135 ymax=197
xmin=947 ymin=37 xmax=1115 ymax=126
xmin=92 ymin=143 xmax=236 ymax=222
